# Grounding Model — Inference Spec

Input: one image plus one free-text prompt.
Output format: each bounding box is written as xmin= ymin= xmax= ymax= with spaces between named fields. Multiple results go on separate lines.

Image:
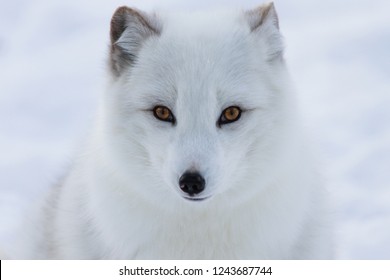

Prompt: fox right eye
xmin=153 ymin=106 xmax=176 ymax=124
xmin=218 ymin=106 xmax=242 ymax=127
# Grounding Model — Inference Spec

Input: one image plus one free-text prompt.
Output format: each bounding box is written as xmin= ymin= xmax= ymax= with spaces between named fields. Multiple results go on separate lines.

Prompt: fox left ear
xmin=245 ymin=2 xmax=284 ymax=61
xmin=109 ymin=6 xmax=161 ymax=77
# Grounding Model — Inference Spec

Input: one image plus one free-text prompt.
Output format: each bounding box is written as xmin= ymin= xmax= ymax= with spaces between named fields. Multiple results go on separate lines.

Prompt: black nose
xmin=179 ymin=171 xmax=206 ymax=196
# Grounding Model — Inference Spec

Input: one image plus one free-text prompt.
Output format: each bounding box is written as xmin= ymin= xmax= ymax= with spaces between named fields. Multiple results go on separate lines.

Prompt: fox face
xmin=103 ymin=4 xmax=289 ymax=205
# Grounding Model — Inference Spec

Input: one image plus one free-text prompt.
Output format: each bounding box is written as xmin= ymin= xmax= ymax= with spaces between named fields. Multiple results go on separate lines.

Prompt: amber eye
xmin=219 ymin=106 xmax=241 ymax=126
xmin=153 ymin=106 xmax=175 ymax=123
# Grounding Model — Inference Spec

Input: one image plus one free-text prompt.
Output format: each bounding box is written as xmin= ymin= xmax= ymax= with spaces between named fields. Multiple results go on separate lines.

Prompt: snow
xmin=0 ymin=0 xmax=389 ymax=259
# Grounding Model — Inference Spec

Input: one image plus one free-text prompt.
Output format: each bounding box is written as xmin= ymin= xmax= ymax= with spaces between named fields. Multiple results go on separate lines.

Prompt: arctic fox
xmin=38 ymin=2 xmax=331 ymax=259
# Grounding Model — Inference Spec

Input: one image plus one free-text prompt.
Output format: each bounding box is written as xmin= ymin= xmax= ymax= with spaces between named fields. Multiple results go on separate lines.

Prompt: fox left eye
xmin=218 ymin=106 xmax=242 ymax=126
xmin=153 ymin=105 xmax=176 ymax=124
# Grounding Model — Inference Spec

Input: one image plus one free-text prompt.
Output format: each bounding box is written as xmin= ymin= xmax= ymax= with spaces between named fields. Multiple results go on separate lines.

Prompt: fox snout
xmin=179 ymin=171 xmax=206 ymax=196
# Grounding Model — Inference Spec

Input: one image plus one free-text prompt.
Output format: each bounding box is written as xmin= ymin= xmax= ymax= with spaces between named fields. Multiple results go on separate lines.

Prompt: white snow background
xmin=0 ymin=0 xmax=389 ymax=259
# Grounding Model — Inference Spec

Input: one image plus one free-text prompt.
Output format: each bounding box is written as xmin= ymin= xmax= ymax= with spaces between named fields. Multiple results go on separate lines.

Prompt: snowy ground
xmin=0 ymin=0 xmax=389 ymax=259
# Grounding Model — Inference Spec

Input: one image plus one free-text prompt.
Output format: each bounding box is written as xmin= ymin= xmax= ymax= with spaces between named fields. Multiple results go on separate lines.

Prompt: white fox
xmin=32 ymin=2 xmax=332 ymax=259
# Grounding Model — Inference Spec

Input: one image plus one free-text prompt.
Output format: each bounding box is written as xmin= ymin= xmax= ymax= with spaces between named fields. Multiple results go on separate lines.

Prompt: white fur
xmin=35 ymin=4 xmax=332 ymax=259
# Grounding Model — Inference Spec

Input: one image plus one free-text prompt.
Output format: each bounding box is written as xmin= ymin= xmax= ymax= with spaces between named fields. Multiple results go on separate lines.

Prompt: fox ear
xmin=245 ymin=2 xmax=284 ymax=61
xmin=109 ymin=6 xmax=161 ymax=76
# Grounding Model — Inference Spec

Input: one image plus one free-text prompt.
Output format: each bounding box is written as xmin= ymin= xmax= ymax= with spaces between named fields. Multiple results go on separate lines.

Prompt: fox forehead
xmin=114 ymin=6 xmax=282 ymax=112
xmin=151 ymin=10 xmax=256 ymax=75
xmin=129 ymin=29 xmax=263 ymax=108
xmin=160 ymin=9 xmax=250 ymax=38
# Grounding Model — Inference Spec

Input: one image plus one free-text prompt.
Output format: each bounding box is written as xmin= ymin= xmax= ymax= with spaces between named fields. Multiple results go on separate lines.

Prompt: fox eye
xmin=219 ymin=106 xmax=242 ymax=126
xmin=153 ymin=106 xmax=175 ymax=124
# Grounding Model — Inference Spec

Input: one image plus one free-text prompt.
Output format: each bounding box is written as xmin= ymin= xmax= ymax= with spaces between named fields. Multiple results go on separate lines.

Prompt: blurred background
xmin=0 ymin=0 xmax=389 ymax=259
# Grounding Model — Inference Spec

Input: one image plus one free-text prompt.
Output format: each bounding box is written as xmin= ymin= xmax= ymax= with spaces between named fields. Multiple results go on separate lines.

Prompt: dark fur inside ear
xmin=246 ymin=2 xmax=279 ymax=31
xmin=110 ymin=7 xmax=130 ymax=45
xmin=245 ymin=2 xmax=284 ymax=61
xmin=109 ymin=6 xmax=161 ymax=77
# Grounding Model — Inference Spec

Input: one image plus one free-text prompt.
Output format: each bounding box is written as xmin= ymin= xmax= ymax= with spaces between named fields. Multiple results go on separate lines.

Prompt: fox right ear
xmin=245 ymin=3 xmax=284 ymax=62
xmin=109 ymin=7 xmax=161 ymax=76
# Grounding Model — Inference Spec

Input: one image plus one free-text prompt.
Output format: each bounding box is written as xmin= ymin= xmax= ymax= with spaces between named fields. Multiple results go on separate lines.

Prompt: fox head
xmin=100 ymin=3 xmax=293 ymax=206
